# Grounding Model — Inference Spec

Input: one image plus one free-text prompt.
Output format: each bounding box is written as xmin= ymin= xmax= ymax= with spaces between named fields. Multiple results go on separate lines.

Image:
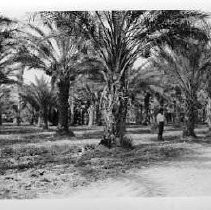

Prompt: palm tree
xmin=128 ymin=60 xmax=165 ymax=125
xmin=0 ymin=15 xmax=20 ymax=125
xmin=72 ymin=10 xmax=210 ymax=146
xmin=0 ymin=16 xmax=18 ymax=85
xmin=13 ymin=17 xmax=85 ymax=135
xmin=153 ymin=41 xmax=211 ymax=137
xmin=20 ymin=76 xmax=56 ymax=129
xmin=77 ymin=83 xmax=103 ymax=127
xmin=0 ymin=85 xmax=11 ymax=125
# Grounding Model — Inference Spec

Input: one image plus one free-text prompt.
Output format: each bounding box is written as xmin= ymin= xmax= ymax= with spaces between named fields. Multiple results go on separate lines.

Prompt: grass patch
xmin=74 ymin=142 xmax=193 ymax=181
xmin=0 ymin=124 xmax=205 ymax=199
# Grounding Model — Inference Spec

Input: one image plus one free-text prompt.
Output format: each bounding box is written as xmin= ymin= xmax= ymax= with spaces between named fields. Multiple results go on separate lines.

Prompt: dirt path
xmin=1 ymin=124 xmax=211 ymax=198
xmin=65 ymin=130 xmax=211 ymax=198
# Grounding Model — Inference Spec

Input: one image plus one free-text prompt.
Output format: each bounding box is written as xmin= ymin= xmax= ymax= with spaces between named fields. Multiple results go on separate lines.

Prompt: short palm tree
xmin=20 ymin=76 xmax=56 ymax=129
xmin=129 ymin=60 xmax=165 ymax=125
xmin=153 ymin=41 xmax=211 ymax=137
xmin=77 ymin=83 xmax=103 ymax=127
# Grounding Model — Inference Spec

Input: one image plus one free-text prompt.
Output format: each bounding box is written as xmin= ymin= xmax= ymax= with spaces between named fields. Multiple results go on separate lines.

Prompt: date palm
xmin=129 ymin=60 xmax=165 ymax=125
xmin=20 ymin=76 xmax=56 ymax=129
xmin=77 ymin=83 xmax=103 ymax=127
xmin=0 ymin=16 xmax=18 ymax=85
xmin=153 ymin=41 xmax=211 ymax=137
xmin=14 ymin=19 xmax=85 ymax=135
xmin=75 ymin=10 xmax=208 ymax=145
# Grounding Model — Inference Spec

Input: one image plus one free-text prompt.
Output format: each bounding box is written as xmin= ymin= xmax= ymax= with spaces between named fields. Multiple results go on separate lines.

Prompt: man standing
xmin=156 ymin=109 xmax=165 ymax=141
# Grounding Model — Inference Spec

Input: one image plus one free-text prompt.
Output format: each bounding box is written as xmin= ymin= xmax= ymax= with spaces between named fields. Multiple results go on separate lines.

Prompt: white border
xmin=1 ymin=0 xmax=211 ymax=209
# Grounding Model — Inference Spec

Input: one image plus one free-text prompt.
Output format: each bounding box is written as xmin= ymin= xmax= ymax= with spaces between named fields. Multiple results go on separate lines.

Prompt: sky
xmin=1 ymin=0 xmax=211 ymax=83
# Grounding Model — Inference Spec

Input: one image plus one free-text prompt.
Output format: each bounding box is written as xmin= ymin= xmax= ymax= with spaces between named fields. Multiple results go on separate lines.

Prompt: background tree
xmin=153 ymin=41 xmax=211 ymax=137
xmin=74 ymin=10 xmax=209 ymax=146
xmin=20 ymin=76 xmax=56 ymax=129
xmin=128 ymin=61 xmax=165 ymax=125
xmin=0 ymin=85 xmax=11 ymax=125
xmin=205 ymin=67 xmax=211 ymax=134
xmin=13 ymin=17 xmax=86 ymax=135
xmin=0 ymin=16 xmax=18 ymax=86
xmin=77 ymin=83 xmax=103 ymax=127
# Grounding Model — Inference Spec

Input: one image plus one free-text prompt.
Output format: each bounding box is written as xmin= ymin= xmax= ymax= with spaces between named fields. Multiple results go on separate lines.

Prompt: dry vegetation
xmin=0 ymin=124 xmax=209 ymax=198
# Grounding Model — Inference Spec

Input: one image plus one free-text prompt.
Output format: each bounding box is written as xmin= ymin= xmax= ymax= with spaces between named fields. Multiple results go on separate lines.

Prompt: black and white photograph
xmin=0 ymin=0 xmax=211 ymax=209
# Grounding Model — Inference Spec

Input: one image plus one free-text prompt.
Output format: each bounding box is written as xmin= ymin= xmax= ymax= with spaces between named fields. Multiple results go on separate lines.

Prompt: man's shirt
xmin=156 ymin=113 xmax=164 ymax=123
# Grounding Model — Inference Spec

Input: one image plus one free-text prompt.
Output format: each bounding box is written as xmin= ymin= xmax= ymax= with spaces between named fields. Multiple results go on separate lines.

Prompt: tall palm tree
xmin=74 ymin=10 xmax=208 ymax=146
xmin=13 ymin=18 xmax=85 ymax=135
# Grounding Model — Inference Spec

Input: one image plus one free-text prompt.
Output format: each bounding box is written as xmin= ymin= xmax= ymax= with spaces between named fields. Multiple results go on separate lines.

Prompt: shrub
xmin=120 ymin=136 xmax=134 ymax=149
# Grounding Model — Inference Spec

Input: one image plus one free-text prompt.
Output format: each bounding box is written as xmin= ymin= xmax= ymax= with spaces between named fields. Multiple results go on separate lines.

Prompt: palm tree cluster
xmin=0 ymin=10 xmax=211 ymax=146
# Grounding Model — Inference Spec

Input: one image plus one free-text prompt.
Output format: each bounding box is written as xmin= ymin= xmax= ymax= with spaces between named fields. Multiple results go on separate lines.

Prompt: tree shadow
xmin=76 ymin=130 xmax=103 ymax=140
xmin=0 ymin=125 xmax=55 ymax=135
xmin=71 ymin=126 xmax=103 ymax=132
xmin=0 ymin=133 xmax=55 ymax=146
xmin=126 ymin=128 xmax=152 ymax=135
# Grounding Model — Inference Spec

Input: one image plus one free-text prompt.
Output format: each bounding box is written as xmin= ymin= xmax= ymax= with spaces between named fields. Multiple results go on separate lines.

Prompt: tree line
xmin=0 ymin=11 xmax=211 ymax=147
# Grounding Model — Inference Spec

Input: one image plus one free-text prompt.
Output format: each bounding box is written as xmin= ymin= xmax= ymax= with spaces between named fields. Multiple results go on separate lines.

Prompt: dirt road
xmin=66 ymin=129 xmax=211 ymax=198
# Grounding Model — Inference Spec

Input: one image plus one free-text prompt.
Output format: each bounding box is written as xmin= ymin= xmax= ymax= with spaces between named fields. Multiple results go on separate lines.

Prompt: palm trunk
xmin=88 ymin=104 xmax=95 ymax=127
xmin=114 ymin=98 xmax=127 ymax=141
xmin=183 ymin=100 xmax=197 ymax=137
xmin=57 ymin=79 xmax=74 ymax=136
xmin=101 ymin=85 xmax=128 ymax=147
xmin=42 ymin=108 xmax=48 ymax=130
xmin=95 ymin=102 xmax=102 ymax=126
xmin=206 ymin=97 xmax=211 ymax=135
xmin=0 ymin=104 xmax=2 ymax=126
xmin=38 ymin=111 xmax=43 ymax=127
xmin=70 ymin=96 xmax=75 ymax=125
xmin=30 ymin=108 xmax=35 ymax=125
xmin=30 ymin=117 xmax=34 ymax=125
xmin=174 ymin=102 xmax=181 ymax=127
xmin=143 ymin=93 xmax=151 ymax=125
xmin=14 ymin=109 xmax=21 ymax=126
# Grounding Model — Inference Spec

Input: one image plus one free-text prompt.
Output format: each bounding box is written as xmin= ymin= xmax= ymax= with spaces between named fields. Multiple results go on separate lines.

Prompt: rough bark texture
xmin=95 ymin=103 xmax=102 ymax=126
xmin=57 ymin=79 xmax=74 ymax=136
xmin=101 ymin=82 xmax=128 ymax=147
xmin=174 ymin=101 xmax=181 ymax=127
xmin=143 ymin=93 xmax=151 ymax=125
xmin=114 ymin=98 xmax=128 ymax=142
xmin=42 ymin=108 xmax=48 ymax=130
xmin=183 ymin=100 xmax=197 ymax=138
